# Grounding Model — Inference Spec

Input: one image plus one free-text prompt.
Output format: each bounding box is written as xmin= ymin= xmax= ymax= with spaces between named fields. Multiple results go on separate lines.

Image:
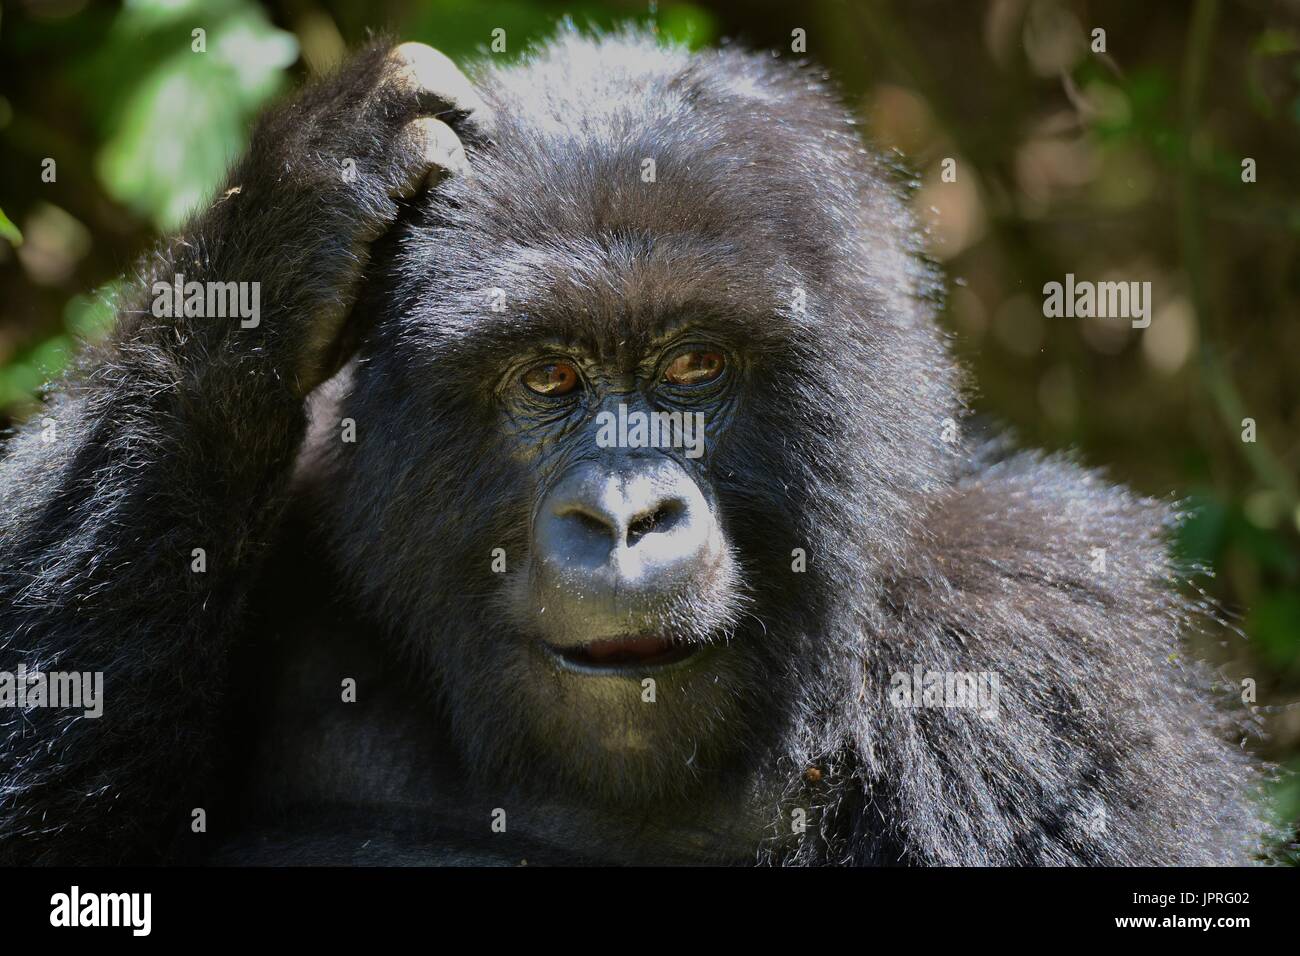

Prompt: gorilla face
xmin=324 ymin=34 xmax=954 ymax=805
xmin=334 ymin=275 xmax=827 ymax=803
xmin=484 ymin=323 xmax=765 ymax=799
xmin=504 ymin=335 xmax=745 ymax=664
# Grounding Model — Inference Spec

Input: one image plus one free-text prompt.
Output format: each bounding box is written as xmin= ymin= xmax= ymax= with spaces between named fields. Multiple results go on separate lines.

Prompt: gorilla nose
xmin=535 ymin=459 xmax=720 ymax=594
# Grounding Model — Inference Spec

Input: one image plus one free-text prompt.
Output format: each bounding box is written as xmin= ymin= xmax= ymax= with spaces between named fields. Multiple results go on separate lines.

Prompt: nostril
xmin=556 ymin=505 xmax=616 ymax=540
xmin=627 ymin=512 xmax=656 ymax=545
xmin=574 ymin=510 xmax=612 ymax=536
xmin=627 ymin=499 xmax=685 ymax=545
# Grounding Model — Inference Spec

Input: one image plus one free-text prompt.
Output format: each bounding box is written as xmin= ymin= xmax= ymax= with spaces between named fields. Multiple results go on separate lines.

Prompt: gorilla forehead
xmin=392 ymin=30 xmax=875 ymax=350
xmin=466 ymin=27 xmax=862 ymax=241
xmin=449 ymin=232 xmax=815 ymax=355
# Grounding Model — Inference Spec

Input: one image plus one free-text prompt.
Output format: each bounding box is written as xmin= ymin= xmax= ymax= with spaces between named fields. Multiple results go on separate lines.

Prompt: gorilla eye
xmin=522 ymin=360 xmax=581 ymax=397
xmin=664 ymin=350 xmax=725 ymax=386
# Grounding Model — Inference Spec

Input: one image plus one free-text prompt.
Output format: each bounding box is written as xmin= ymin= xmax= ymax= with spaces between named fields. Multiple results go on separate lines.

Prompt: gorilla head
xmin=324 ymin=30 xmax=954 ymax=805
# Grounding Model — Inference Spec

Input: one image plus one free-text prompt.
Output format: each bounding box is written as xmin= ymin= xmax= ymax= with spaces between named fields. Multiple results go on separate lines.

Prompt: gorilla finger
xmin=392 ymin=117 xmax=469 ymax=194
xmin=386 ymin=41 xmax=496 ymax=135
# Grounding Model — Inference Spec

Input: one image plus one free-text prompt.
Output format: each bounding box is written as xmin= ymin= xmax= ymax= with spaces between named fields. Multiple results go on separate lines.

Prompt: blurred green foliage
xmin=79 ymin=0 xmax=298 ymax=230
xmin=0 ymin=207 xmax=20 ymax=245
xmin=0 ymin=0 xmax=1296 ymax=858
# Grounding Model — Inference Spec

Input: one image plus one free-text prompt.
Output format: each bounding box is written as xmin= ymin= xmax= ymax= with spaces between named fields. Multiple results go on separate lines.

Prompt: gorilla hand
xmin=209 ymin=40 xmax=491 ymax=394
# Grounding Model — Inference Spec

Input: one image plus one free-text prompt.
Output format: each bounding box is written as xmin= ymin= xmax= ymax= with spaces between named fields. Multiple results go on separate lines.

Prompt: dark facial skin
xmin=497 ymin=327 xmax=748 ymax=788
xmin=504 ymin=330 xmax=741 ymax=652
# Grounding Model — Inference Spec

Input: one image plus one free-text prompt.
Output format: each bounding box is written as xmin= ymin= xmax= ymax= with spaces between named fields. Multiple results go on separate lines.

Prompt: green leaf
xmin=656 ymin=4 xmax=718 ymax=50
xmin=1245 ymin=592 xmax=1300 ymax=670
xmin=1175 ymin=495 xmax=1229 ymax=567
xmin=82 ymin=0 xmax=297 ymax=230
xmin=1271 ymin=759 xmax=1300 ymax=863
xmin=1250 ymin=27 xmax=1299 ymax=58
xmin=0 ymin=334 xmax=73 ymax=411
xmin=0 ymin=207 xmax=21 ymax=246
xmin=403 ymin=0 xmax=577 ymax=64
xmin=64 ymin=282 xmax=124 ymax=342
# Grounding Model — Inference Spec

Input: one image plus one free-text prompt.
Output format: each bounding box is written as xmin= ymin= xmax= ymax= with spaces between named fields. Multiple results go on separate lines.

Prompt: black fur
xmin=0 ymin=29 xmax=1269 ymax=865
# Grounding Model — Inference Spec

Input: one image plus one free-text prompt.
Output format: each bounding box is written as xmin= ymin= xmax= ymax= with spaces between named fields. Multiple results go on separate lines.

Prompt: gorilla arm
xmin=860 ymin=450 xmax=1265 ymax=865
xmin=0 ymin=43 xmax=481 ymax=863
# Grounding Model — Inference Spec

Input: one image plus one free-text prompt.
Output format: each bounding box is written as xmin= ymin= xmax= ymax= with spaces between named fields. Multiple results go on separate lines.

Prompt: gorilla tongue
xmin=571 ymin=635 xmax=689 ymax=666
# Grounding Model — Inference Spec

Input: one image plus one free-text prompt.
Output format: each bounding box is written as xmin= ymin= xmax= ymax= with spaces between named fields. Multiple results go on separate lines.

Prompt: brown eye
xmin=522 ymin=361 xmax=581 ymax=396
xmin=664 ymin=350 xmax=725 ymax=386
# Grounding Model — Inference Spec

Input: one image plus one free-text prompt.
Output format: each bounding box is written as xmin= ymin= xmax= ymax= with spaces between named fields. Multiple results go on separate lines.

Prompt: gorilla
xmin=0 ymin=29 xmax=1269 ymax=865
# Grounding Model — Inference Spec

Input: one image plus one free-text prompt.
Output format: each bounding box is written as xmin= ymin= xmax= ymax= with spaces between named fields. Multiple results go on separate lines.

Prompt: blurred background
xmin=1 ymin=0 xmax=1297 ymax=857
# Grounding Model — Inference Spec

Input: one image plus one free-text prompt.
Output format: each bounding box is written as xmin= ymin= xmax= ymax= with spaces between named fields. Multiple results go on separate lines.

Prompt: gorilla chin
xmin=469 ymin=629 xmax=767 ymax=807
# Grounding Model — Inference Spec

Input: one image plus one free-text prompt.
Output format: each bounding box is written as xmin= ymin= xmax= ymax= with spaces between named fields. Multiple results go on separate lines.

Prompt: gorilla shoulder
xmin=870 ymin=450 xmax=1263 ymax=865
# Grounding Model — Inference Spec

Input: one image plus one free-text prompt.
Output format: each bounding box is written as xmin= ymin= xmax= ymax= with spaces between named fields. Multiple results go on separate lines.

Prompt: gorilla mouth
xmin=549 ymin=635 xmax=702 ymax=672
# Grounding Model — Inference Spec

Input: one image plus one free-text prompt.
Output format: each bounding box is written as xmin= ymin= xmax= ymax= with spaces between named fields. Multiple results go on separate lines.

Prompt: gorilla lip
xmin=548 ymin=634 xmax=700 ymax=672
